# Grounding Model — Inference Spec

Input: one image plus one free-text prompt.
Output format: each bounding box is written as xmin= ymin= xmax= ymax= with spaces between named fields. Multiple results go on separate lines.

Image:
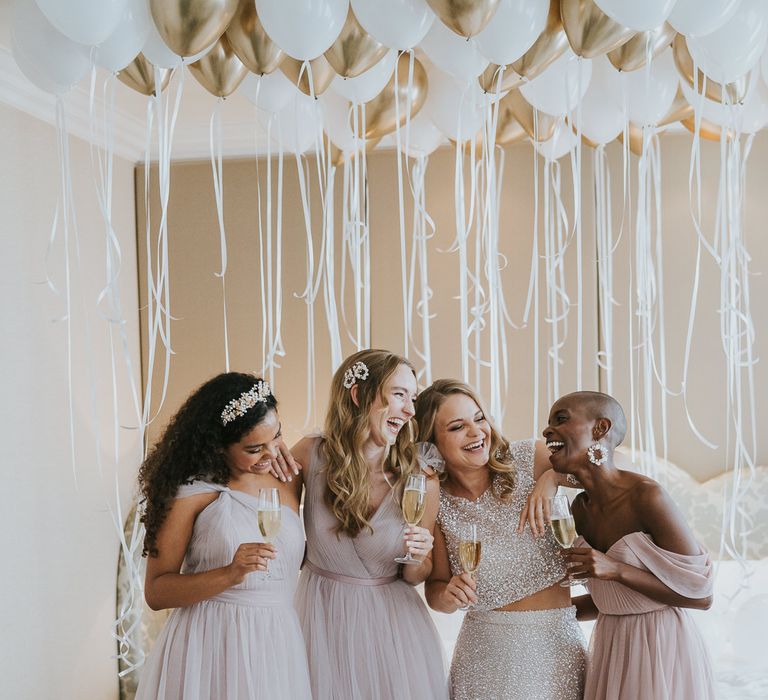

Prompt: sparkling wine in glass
xmin=394 ymin=473 xmax=427 ymax=565
xmin=457 ymin=522 xmax=482 ymax=610
xmin=549 ymin=494 xmax=579 ymax=587
xmin=257 ymin=487 xmax=282 ymax=580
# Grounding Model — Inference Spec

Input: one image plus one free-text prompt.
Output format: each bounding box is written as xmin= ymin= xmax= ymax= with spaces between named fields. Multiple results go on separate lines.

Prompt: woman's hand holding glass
xmin=228 ymin=542 xmax=276 ymax=584
xmin=549 ymin=495 xmax=581 ymax=587
xmin=444 ymin=572 xmax=478 ymax=611
xmin=395 ymin=474 xmax=431 ymax=565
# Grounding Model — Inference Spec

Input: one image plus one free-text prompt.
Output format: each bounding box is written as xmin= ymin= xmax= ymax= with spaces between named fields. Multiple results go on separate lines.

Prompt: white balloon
xmin=534 ymin=118 xmax=577 ymax=160
xmin=256 ymin=0 xmax=348 ymax=61
xmin=95 ymin=0 xmax=151 ymax=72
xmin=331 ymin=51 xmax=396 ymax=104
xmin=475 ymin=0 xmax=548 ymax=66
xmin=623 ymin=49 xmax=678 ymax=126
xmin=11 ymin=0 xmax=89 ymax=94
xmin=595 ymin=0 xmax=676 ymax=31
xmin=573 ymin=56 xmax=624 ymax=144
xmin=262 ymin=94 xmax=321 ymax=153
xmin=241 ymin=71 xmax=300 ymax=113
xmin=687 ymin=0 xmax=768 ymax=85
xmin=519 ymin=49 xmax=592 ymax=117
xmin=423 ymin=64 xmax=484 ymax=141
xmin=682 ymin=71 xmax=768 ymax=133
xmin=319 ymin=91 xmax=362 ymax=151
xmin=34 ymin=0 xmax=128 ymax=46
xmin=420 ymin=16 xmax=488 ymax=81
xmin=351 ymin=0 xmax=435 ymax=50
xmin=668 ymin=0 xmax=741 ymax=38
xmin=400 ymin=111 xmax=445 ymax=157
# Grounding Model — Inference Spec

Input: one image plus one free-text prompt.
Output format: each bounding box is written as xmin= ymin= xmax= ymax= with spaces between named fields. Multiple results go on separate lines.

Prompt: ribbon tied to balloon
xmin=280 ymin=55 xmax=336 ymax=97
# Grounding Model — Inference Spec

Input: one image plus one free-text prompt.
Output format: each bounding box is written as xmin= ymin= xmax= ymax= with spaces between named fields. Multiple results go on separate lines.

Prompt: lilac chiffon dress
xmin=135 ymin=481 xmax=312 ymax=700
xmin=295 ymin=438 xmax=449 ymax=699
xmin=577 ymin=532 xmax=716 ymax=700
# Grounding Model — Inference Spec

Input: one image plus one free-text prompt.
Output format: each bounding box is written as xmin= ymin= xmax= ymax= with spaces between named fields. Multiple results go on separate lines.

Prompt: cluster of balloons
xmin=11 ymin=0 xmax=768 ymax=161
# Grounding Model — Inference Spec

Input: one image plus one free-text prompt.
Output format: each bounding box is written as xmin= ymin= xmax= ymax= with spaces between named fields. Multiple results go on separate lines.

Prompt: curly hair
xmin=138 ymin=372 xmax=278 ymax=557
xmin=414 ymin=378 xmax=516 ymax=500
xmin=322 ymin=349 xmax=419 ymax=537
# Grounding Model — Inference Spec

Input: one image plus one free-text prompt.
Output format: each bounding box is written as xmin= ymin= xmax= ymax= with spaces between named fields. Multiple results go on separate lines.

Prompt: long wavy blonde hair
xmin=415 ymin=379 xmax=516 ymax=500
xmin=322 ymin=349 xmax=419 ymax=537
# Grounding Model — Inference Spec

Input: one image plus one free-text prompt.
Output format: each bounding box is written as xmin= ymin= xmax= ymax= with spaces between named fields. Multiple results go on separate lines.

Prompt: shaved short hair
xmin=561 ymin=391 xmax=627 ymax=448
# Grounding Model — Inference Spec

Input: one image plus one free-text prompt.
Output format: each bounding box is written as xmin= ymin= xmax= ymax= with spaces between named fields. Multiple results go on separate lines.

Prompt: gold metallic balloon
xmin=425 ymin=0 xmax=501 ymax=38
xmin=617 ymin=123 xmax=645 ymax=156
xmin=672 ymin=34 xmax=747 ymax=105
xmin=478 ymin=63 xmax=524 ymax=94
xmin=149 ymin=0 xmax=238 ymax=57
xmin=225 ymin=0 xmax=284 ymax=75
xmin=561 ymin=0 xmax=635 ymax=59
xmin=502 ymin=88 xmax=557 ymax=141
xmin=187 ymin=34 xmax=248 ymax=97
xmin=681 ymin=116 xmax=731 ymax=142
xmin=280 ymin=55 xmax=336 ymax=97
xmin=117 ymin=53 xmax=171 ymax=96
xmin=511 ymin=0 xmax=569 ymax=80
xmin=495 ymin=104 xmax=527 ymax=146
xmin=360 ymin=54 xmax=428 ymax=140
xmin=657 ymin=85 xmax=693 ymax=127
xmin=325 ymin=7 xmax=388 ymax=79
xmin=608 ymin=23 xmax=675 ymax=72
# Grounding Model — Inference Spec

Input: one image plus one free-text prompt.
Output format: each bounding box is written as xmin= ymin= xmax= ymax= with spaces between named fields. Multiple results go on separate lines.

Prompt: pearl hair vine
xmin=343 ymin=361 xmax=369 ymax=389
xmin=221 ymin=381 xmax=272 ymax=425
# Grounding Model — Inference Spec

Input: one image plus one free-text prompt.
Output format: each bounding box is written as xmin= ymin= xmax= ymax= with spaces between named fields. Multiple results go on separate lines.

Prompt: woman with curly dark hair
xmin=135 ymin=372 xmax=311 ymax=699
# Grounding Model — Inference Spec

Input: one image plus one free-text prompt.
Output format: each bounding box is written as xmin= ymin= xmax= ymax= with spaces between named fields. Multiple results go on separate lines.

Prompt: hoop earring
xmin=587 ymin=441 xmax=607 ymax=466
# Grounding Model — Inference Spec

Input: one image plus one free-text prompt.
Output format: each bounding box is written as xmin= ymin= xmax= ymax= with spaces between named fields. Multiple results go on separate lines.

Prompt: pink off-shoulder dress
xmin=577 ymin=532 xmax=716 ymax=700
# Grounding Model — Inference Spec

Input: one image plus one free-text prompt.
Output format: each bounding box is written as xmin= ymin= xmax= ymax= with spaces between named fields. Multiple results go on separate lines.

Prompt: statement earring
xmin=587 ymin=441 xmax=607 ymax=466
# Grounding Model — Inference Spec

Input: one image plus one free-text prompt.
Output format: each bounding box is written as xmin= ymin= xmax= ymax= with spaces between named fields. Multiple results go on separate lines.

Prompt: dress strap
xmin=175 ymin=480 xmax=228 ymax=499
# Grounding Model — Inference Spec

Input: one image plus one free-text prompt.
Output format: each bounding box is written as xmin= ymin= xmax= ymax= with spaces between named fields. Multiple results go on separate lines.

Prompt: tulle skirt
xmin=450 ymin=607 xmax=586 ymax=700
xmin=586 ymin=607 xmax=716 ymax=700
xmin=135 ymin=595 xmax=312 ymax=700
xmin=296 ymin=570 xmax=449 ymax=699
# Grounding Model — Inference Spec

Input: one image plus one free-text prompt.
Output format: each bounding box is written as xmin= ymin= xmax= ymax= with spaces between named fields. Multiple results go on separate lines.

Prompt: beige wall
xmin=1 ymin=102 xmax=142 ymax=700
xmin=137 ymin=134 xmax=767 ymax=483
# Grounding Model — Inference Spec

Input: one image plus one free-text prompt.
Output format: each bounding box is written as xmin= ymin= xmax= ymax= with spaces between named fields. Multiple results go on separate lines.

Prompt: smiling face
xmin=366 ymin=363 xmax=417 ymax=447
xmin=433 ymin=392 xmax=491 ymax=472
xmin=223 ymin=408 xmax=282 ymax=477
xmin=542 ymin=397 xmax=597 ymax=472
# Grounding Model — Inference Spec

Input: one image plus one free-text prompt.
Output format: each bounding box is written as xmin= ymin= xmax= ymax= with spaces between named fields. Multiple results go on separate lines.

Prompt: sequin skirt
xmin=450 ymin=606 xmax=586 ymax=700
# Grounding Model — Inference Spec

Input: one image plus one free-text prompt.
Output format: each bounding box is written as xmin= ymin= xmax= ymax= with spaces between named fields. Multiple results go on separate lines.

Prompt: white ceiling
xmin=0 ymin=0 xmax=273 ymax=163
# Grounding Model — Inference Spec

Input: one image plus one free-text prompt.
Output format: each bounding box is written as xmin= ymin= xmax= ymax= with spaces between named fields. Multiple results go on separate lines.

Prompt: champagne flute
xmin=257 ymin=487 xmax=282 ymax=580
xmin=549 ymin=495 xmax=579 ymax=587
xmin=394 ymin=473 xmax=427 ymax=565
xmin=457 ymin=522 xmax=482 ymax=610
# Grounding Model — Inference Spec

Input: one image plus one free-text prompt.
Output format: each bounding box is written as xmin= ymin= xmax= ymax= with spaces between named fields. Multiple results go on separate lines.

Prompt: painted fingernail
xmin=287 ymin=476 xmax=293 ymax=482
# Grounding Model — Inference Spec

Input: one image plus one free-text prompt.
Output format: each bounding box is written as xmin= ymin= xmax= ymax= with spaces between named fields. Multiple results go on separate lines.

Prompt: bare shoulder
xmin=627 ymin=475 xmax=701 ymax=555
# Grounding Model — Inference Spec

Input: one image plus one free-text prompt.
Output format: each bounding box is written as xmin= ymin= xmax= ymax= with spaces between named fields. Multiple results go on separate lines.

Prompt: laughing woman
xmin=292 ymin=349 xmax=448 ymax=700
xmin=544 ymin=391 xmax=715 ymax=700
xmin=135 ymin=373 xmax=311 ymax=699
xmin=417 ymin=379 xmax=586 ymax=700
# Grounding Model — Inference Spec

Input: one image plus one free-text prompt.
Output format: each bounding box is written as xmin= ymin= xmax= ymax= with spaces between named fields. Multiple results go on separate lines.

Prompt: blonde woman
xmin=417 ymin=379 xmax=586 ymax=700
xmin=291 ymin=349 xmax=448 ymax=699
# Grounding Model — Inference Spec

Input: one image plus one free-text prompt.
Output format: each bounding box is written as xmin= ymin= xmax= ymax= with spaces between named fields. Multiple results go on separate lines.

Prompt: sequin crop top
xmin=437 ymin=439 xmax=566 ymax=610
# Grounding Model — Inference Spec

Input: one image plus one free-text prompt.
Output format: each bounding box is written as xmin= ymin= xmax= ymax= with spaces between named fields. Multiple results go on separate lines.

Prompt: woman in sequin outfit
xmin=417 ymin=379 xmax=587 ymax=700
xmin=545 ymin=391 xmax=715 ymax=700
